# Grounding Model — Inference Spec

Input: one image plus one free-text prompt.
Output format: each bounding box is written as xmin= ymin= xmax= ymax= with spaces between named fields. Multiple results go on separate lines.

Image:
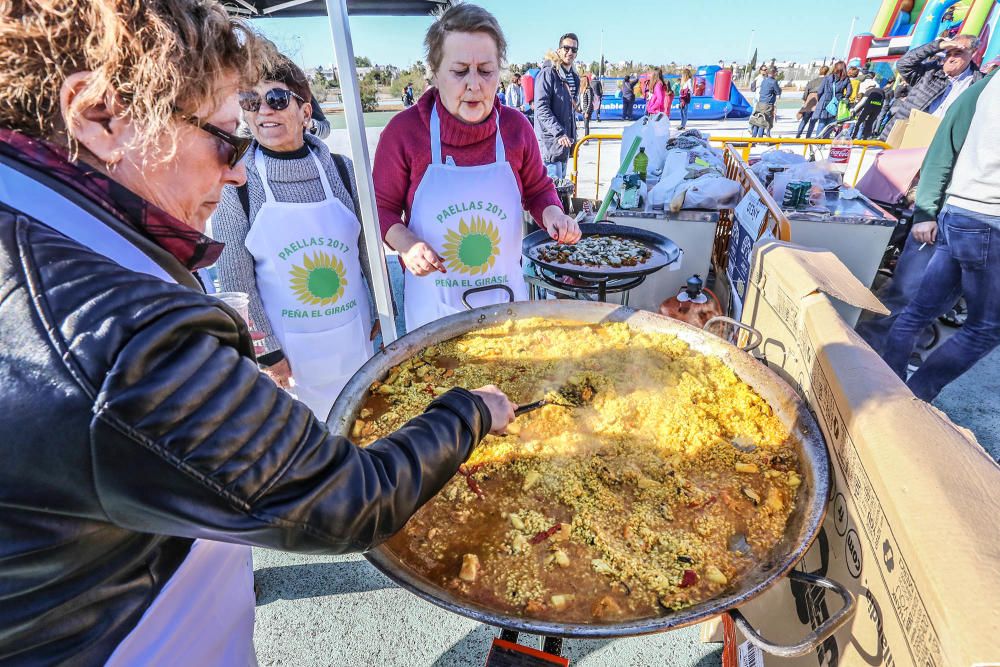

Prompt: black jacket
xmin=533 ymin=61 xmax=579 ymax=164
xmin=0 ymin=158 xmax=491 ymax=665
xmin=879 ymin=39 xmax=983 ymax=139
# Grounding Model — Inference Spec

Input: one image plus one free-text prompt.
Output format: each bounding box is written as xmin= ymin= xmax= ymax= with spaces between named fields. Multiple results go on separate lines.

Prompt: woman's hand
xmin=541 ymin=205 xmax=582 ymax=244
xmin=911 ymin=220 xmax=938 ymax=245
xmin=386 ymin=223 xmax=446 ymax=276
xmin=471 ymin=385 xmax=517 ymax=435
xmin=402 ymin=241 xmax=446 ymax=276
xmin=263 ymin=358 xmax=293 ymax=390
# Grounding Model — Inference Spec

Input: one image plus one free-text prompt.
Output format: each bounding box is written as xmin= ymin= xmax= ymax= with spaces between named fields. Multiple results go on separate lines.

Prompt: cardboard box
xmin=702 ymin=242 xmax=1000 ymax=666
xmin=884 ymin=119 xmax=909 ymax=150
xmin=899 ymin=110 xmax=942 ymax=150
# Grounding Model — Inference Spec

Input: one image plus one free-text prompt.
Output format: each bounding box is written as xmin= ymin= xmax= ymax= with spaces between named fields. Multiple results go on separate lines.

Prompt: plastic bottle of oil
xmin=632 ymin=147 xmax=649 ymax=181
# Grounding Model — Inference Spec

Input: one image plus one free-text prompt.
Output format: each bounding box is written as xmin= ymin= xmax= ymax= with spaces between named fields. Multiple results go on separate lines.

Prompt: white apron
xmin=0 ymin=160 xmax=256 ymax=666
xmin=404 ymin=106 xmax=528 ymax=332
xmin=245 ymin=148 xmax=372 ymax=420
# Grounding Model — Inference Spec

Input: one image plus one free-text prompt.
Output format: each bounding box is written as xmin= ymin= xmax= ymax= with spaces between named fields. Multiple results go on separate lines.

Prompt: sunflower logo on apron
xmin=289 ymin=250 xmax=348 ymax=306
xmin=441 ymin=216 xmax=500 ymax=275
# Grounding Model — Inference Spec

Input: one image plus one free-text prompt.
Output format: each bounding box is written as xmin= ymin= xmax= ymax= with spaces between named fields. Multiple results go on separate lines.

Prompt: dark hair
xmin=262 ymin=53 xmax=311 ymax=105
xmin=425 ymin=3 xmax=507 ymax=74
xmin=559 ymin=32 xmax=579 ymax=46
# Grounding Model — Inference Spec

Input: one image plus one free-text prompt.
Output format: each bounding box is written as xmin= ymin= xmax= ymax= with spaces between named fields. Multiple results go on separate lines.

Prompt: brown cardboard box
xmin=702 ymin=242 xmax=1000 ymax=666
xmin=899 ymin=110 xmax=942 ymax=150
xmin=884 ymin=119 xmax=909 ymax=150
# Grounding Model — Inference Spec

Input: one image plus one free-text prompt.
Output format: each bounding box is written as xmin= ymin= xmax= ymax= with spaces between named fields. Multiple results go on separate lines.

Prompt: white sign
xmin=734 ymin=189 xmax=767 ymax=237
xmin=738 ymin=640 xmax=765 ymax=667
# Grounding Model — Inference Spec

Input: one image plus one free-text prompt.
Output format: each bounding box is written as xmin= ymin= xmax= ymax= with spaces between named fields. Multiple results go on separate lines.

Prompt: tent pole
xmin=323 ymin=0 xmax=399 ymax=343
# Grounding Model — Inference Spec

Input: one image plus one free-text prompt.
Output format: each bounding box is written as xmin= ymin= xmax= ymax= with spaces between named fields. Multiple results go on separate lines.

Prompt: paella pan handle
xmin=726 ymin=570 xmax=857 ymax=658
xmin=703 ymin=316 xmax=763 ymax=353
xmin=461 ymin=284 xmax=515 ymax=310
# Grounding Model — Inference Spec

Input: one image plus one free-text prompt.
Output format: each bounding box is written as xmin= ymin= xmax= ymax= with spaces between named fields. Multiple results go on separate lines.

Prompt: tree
xmin=310 ymin=71 xmax=330 ymax=102
xmin=355 ymin=55 xmax=372 ymax=68
xmin=390 ymin=62 xmax=429 ymax=98
xmin=359 ymin=71 xmax=379 ymax=112
xmin=746 ymin=48 xmax=758 ymax=83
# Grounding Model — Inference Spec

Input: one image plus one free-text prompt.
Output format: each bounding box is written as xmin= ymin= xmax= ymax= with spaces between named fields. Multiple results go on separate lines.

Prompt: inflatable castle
xmin=520 ymin=65 xmax=753 ymax=122
xmin=848 ymin=0 xmax=999 ymax=75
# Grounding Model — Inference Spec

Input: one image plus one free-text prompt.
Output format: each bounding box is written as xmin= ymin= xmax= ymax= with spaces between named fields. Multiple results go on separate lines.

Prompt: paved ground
xmin=252 ymin=110 xmax=1000 ymax=666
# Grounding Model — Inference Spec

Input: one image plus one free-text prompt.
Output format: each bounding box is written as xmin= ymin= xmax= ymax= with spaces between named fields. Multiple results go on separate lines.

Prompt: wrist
xmin=541 ymin=205 xmax=562 ymax=226
xmin=386 ymin=223 xmax=416 ymax=253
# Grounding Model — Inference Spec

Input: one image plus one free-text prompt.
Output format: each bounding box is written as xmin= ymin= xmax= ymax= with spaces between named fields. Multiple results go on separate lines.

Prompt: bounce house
xmin=520 ymin=65 xmax=753 ymax=122
xmin=848 ymin=0 xmax=1000 ymax=70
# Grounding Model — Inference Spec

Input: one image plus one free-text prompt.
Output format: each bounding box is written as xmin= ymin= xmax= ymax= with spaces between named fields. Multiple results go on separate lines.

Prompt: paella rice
xmin=356 ymin=318 xmax=802 ymax=623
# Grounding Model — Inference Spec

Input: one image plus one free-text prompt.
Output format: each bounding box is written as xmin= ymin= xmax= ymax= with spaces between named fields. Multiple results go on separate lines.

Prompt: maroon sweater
xmin=373 ymin=89 xmax=561 ymax=241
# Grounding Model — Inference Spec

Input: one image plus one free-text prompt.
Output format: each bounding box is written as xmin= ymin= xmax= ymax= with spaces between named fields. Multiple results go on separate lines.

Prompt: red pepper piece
xmin=424 ymin=384 xmax=435 ymax=396
xmin=680 ymin=569 xmax=698 ymax=588
xmin=466 ymin=476 xmax=485 ymax=499
xmin=686 ymin=495 xmax=717 ymax=510
xmin=529 ymin=523 xmax=562 ymax=545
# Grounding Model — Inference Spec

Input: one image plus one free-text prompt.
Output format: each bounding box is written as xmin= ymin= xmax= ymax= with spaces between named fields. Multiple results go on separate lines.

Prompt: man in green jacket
xmin=881 ymin=71 xmax=1000 ymax=400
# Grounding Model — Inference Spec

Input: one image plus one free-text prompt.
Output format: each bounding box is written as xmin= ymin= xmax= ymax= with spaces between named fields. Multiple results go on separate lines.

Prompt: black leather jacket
xmin=0 ymin=161 xmax=491 ymax=665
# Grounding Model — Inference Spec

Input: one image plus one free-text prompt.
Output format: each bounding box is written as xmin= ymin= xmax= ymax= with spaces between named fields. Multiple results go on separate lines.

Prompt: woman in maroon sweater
xmin=374 ymin=3 xmax=581 ymax=332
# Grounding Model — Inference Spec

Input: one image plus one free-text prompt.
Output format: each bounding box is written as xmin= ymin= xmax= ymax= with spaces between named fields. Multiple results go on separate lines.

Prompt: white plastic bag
xmin=750 ymin=149 xmax=807 ymax=183
xmin=769 ymin=160 xmax=842 ymax=206
xmin=648 ymin=152 xmax=689 ymax=207
xmin=620 ymin=113 xmax=672 ymax=176
xmin=669 ymin=174 xmax=741 ymax=212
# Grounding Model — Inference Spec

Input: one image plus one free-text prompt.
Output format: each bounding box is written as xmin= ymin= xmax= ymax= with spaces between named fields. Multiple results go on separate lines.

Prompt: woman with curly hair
xmin=0 ymin=0 xmax=514 ymax=663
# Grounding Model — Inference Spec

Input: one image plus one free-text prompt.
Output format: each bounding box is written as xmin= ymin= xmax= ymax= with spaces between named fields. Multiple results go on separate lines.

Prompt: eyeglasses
xmin=560 ymin=44 xmax=579 ymax=53
xmin=186 ymin=118 xmax=252 ymax=169
xmin=238 ymin=88 xmax=306 ymax=113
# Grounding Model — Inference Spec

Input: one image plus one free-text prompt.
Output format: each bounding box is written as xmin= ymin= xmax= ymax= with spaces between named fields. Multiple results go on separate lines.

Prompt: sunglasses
xmin=238 ymin=88 xmax=306 ymax=113
xmin=560 ymin=45 xmax=579 ymax=53
xmin=186 ymin=118 xmax=252 ymax=169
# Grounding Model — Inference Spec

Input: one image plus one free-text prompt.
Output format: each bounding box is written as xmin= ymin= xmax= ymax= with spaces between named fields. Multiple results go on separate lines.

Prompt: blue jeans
xmin=883 ymin=206 xmax=1000 ymax=400
xmin=679 ymin=104 xmax=689 ymax=128
xmin=751 ymin=124 xmax=767 ymax=137
xmin=856 ymin=232 xmax=946 ymax=354
xmin=796 ymin=112 xmax=813 ymax=138
xmin=545 ymin=161 xmax=567 ymax=179
xmin=623 ymin=99 xmax=634 ymax=121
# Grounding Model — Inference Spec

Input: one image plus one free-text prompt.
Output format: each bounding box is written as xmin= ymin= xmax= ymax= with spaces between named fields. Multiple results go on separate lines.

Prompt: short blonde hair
xmin=425 ymin=3 xmax=507 ymax=75
xmin=0 ymin=0 xmax=271 ymax=162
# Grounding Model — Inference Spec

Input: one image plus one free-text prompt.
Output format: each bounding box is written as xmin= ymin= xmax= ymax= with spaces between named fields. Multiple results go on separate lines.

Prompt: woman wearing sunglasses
xmin=214 ymin=54 xmax=379 ymax=419
xmin=0 ymin=2 xmax=517 ymax=663
xmin=374 ymin=3 xmax=581 ymax=333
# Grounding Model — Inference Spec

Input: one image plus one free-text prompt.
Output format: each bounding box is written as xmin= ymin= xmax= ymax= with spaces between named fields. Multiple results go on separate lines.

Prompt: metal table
xmin=782 ymin=189 xmax=897 ymax=292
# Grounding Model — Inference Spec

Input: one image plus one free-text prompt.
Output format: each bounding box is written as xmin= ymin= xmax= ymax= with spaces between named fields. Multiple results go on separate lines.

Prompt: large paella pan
xmin=328 ymin=301 xmax=853 ymax=656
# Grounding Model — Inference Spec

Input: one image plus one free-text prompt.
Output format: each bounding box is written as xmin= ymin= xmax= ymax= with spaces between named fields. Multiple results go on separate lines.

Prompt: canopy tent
xmin=230 ymin=0 xmax=453 ymax=343
xmin=229 ymin=0 xmax=449 ymax=17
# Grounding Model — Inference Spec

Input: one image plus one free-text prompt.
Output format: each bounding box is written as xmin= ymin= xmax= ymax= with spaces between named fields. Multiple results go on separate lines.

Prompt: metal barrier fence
xmin=570 ymin=134 xmax=892 ymax=200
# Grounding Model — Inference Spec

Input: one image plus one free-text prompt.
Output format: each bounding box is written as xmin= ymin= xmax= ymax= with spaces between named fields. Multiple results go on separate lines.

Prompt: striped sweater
xmin=212 ymin=134 xmax=375 ymax=356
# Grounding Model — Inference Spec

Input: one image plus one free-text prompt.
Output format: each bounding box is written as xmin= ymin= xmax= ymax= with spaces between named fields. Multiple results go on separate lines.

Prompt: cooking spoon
xmin=514 ymin=377 xmax=597 ymax=416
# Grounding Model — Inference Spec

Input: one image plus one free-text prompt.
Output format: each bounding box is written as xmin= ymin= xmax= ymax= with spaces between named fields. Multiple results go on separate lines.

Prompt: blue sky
xmin=252 ymin=0 xmax=880 ymax=70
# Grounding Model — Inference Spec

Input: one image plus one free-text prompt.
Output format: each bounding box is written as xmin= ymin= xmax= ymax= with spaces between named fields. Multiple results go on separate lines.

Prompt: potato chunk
xmin=705 ymin=565 xmax=728 ymax=585
xmin=550 ymin=594 xmax=574 ymax=610
xmin=459 ymin=554 xmax=480 ymax=582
